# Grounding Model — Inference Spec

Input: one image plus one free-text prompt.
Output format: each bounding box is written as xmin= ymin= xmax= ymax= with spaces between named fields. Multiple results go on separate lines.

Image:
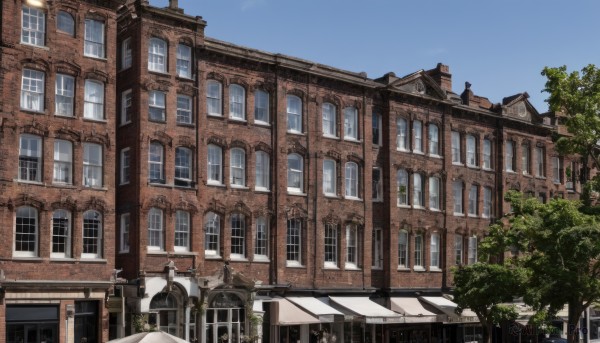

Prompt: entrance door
xmin=205 ymin=293 xmax=246 ymax=343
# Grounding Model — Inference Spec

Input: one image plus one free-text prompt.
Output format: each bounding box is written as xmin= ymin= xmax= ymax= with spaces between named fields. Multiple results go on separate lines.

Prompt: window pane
xmin=21 ymin=7 xmax=45 ymax=46
xmin=323 ymin=160 xmax=336 ymax=195
xmin=229 ymin=85 xmax=245 ymax=120
xmin=207 ymin=145 xmax=222 ymax=183
xmin=255 ymin=151 xmax=270 ymax=190
xmin=230 ymin=214 xmax=245 ymax=257
xmin=21 ymin=69 xmax=45 ymax=111
xmin=57 ymin=11 xmax=74 ymax=36
xmin=147 ymin=208 xmax=164 ymax=250
xmin=82 ymin=211 xmax=102 ymax=257
xmin=255 ymin=217 xmax=268 ymax=257
xmin=175 ymin=211 xmax=190 ymax=251
xmin=287 ymin=96 xmax=302 ymax=132
xmin=397 ymin=118 xmax=408 ymax=150
xmin=176 ymin=95 xmax=192 ymax=124
xmin=344 ymin=107 xmax=358 ymax=140
xmin=148 ymin=38 xmax=166 ymax=73
xmin=15 ymin=206 xmax=38 ymax=255
xmin=55 ymin=74 xmax=74 ymax=116
xmin=323 ymin=103 xmax=336 ymax=137
xmin=83 ymin=144 xmax=103 ymax=187
xmin=84 ymin=19 xmax=105 ymax=58
xmin=149 ymin=91 xmax=166 ymax=121
xmin=254 ymin=90 xmax=269 ymax=123
xmin=19 ymin=134 xmax=42 ymax=182
xmin=176 ymin=44 xmax=192 ymax=78
xmin=207 ymin=81 xmax=222 ymax=115
xmin=53 ymin=140 xmax=72 ymax=184
xmin=230 ymin=148 xmax=246 ymax=186
xmin=84 ymin=80 xmax=104 ymax=120
xmin=148 ymin=142 xmax=164 ymax=182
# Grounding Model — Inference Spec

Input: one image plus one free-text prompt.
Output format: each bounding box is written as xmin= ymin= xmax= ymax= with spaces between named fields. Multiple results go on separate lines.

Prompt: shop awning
xmin=420 ymin=296 xmax=478 ymax=323
xmin=272 ymin=298 xmax=321 ymax=325
xmin=390 ymin=297 xmax=439 ymax=323
xmin=287 ymin=297 xmax=345 ymax=323
xmin=329 ymin=296 xmax=404 ymax=324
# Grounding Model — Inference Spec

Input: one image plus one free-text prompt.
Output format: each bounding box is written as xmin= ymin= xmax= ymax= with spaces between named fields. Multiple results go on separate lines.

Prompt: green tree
xmin=500 ymin=191 xmax=600 ymax=343
xmin=542 ymin=64 xmax=600 ymax=190
xmin=453 ymin=263 xmax=524 ymax=343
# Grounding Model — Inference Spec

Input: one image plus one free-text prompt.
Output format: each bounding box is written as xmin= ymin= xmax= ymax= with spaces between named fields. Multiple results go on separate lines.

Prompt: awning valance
xmin=329 ymin=296 xmax=403 ymax=324
xmin=420 ymin=296 xmax=478 ymax=324
xmin=287 ymin=297 xmax=345 ymax=323
xmin=390 ymin=297 xmax=439 ymax=323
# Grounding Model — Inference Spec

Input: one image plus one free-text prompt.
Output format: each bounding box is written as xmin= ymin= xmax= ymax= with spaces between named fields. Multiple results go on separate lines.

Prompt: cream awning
xmin=390 ymin=297 xmax=439 ymax=323
xmin=272 ymin=298 xmax=320 ymax=325
xmin=329 ymin=296 xmax=403 ymax=324
xmin=420 ymin=296 xmax=479 ymax=323
xmin=287 ymin=297 xmax=345 ymax=323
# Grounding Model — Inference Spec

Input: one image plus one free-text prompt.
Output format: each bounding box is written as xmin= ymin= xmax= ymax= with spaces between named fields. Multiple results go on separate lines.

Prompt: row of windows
xmin=398 ymin=232 xmax=478 ymax=270
xmin=505 ymin=140 xmax=555 ymax=179
xmin=137 ymin=37 xmax=192 ymax=79
xmin=19 ymin=134 xmax=103 ymax=188
xmin=22 ymin=6 xmax=106 ymax=59
xmin=21 ymin=68 xmax=106 ymax=120
xmin=14 ymin=206 xmax=102 ymax=259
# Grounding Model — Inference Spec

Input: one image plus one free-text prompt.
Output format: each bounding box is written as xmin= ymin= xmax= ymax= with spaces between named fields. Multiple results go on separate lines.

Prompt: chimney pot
xmin=169 ymin=0 xmax=178 ymax=9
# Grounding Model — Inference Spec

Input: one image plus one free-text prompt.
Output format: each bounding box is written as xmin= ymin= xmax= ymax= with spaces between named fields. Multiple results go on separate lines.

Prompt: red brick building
xmin=0 ymin=0 xmax=120 ymax=342
xmin=0 ymin=1 xmax=580 ymax=343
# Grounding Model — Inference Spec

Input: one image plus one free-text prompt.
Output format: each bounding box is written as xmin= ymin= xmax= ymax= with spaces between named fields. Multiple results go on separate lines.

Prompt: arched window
xmin=52 ymin=209 xmax=71 ymax=258
xmin=15 ymin=206 xmax=38 ymax=257
xmin=204 ymin=212 xmax=221 ymax=257
xmin=344 ymin=107 xmax=358 ymax=140
xmin=150 ymin=292 xmax=178 ymax=336
xmin=229 ymin=84 xmax=245 ymax=120
xmin=148 ymin=38 xmax=167 ymax=73
xmin=82 ymin=210 xmax=102 ymax=259
xmin=230 ymin=148 xmax=246 ymax=187
xmin=287 ymin=95 xmax=302 ymax=133
xmin=57 ymin=11 xmax=74 ymax=36
xmin=148 ymin=142 xmax=164 ymax=183
xmin=287 ymin=154 xmax=303 ymax=193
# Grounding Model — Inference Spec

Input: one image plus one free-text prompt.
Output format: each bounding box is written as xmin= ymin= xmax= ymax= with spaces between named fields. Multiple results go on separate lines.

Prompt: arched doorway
xmin=150 ymin=292 xmax=179 ymax=336
xmin=205 ymin=292 xmax=246 ymax=343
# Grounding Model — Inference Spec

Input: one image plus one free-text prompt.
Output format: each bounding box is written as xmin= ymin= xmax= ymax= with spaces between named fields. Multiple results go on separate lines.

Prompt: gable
xmin=389 ymin=72 xmax=446 ymax=100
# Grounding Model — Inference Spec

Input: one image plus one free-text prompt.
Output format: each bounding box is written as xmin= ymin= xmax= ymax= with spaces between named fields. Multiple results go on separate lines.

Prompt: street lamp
xmin=26 ymin=0 xmax=45 ymax=7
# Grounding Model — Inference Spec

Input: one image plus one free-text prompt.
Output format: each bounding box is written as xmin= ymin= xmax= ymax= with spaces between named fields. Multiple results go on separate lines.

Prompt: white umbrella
xmin=107 ymin=331 xmax=188 ymax=343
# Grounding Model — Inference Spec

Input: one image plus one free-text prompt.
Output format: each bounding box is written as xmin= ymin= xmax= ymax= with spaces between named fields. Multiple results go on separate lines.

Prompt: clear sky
xmin=150 ymin=0 xmax=599 ymax=112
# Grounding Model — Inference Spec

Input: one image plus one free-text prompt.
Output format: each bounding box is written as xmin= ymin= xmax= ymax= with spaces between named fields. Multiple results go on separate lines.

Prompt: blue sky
xmin=151 ymin=0 xmax=599 ymax=112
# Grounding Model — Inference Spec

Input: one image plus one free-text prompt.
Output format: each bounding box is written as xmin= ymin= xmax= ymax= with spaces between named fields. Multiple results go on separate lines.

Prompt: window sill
xmin=397 ymin=267 xmax=410 ymax=271
xmin=254 ymin=188 xmax=271 ymax=193
xmin=82 ymin=117 xmax=107 ymax=124
xmin=228 ymin=117 xmax=247 ymax=123
xmin=468 ymin=214 xmax=479 ymax=218
xmin=372 ymin=267 xmax=383 ymax=271
xmin=429 ymin=154 xmax=442 ymax=159
xmin=397 ymin=204 xmax=410 ymax=208
xmin=429 ymin=267 xmax=442 ymax=272
xmin=54 ymin=113 xmax=75 ymax=119
xmin=552 ymin=181 xmax=561 ymax=185
xmin=176 ymin=75 xmax=194 ymax=82
xmin=207 ymin=113 xmax=224 ymax=118
xmin=323 ymin=134 xmax=339 ymax=140
xmin=148 ymin=118 xmax=167 ymax=124
xmin=344 ymin=263 xmax=360 ymax=270
xmin=50 ymin=183 xmax=76 ymax=189
xmin=344 ymin=196 xmax=362 ymax=201
xmin=345 ymin=266 xmax=362 ymax=271
xmin=397 ymin=148 xmax=410 ymax=153
xmin=205 ymin=254 xmax=222 ymax=260
xmin=254 ymin=121 xmax=271 ymax=127
xmin=147 ymin=250 xmax=167 ymax=255
xmin=11 ymin=256 xmax=43 ymax=261
xmin=324 ymin=194 xmax=339 ymax=199
xmin=171 ymin=251 xmax=196 ymax=256
xmin=230 ymin=185 xmax=249 ymax=190
xmin=413 ymin=151 xmax=425 ymax=155
xmin=466 ymin=164 xmax=479 ymax=169
xmin=287 ymin=191 xmax=306 ymax=197
xmin=49 ymin=257 xmax=77 ymax=262
xmin=79 ymin=258 xmax=107 ymax=263
xmin=453 ymin=212 xmax=465 ymax=217
xmin=287 ymin=130 xmax=305 ymax=136
xmin=324 ymin=264 xmax=339 ymax=270
xmin=176 ymin=122 xmax=195 ymax=127
xmin=14 ymin=179 xmax=43 ymax=185
xmin=429 ymin=208 xmax=441 ymax=212
xmin=148 ymin=70 xmax=170 ymax=77
xmin=253 ymin=256 xmax=270 ymax=263
xmin=20 ymin=108 xmax=46 ymax=115
xmin=20 ymin=42 xmax=49 ymax=50
xmin=119 ymin=182 xmax=130 ymax=186
xmin=84 ymin=55 xmax=108 ymax=62
xmin=506 ymin=170 xmax=516 ymax=174
xmin=82 ymin=186 xmax=108 ymax=191
xmin=230 ymin=257 xmax=249 ymax=262
xmin=286 ymin=262 xmax=304 ymax=268
xmin=207 ymin=181 xmax=226 ymax=187
xmin=118 ymin=66 xmax=132 ymax=73
xmin=372 ymin=199 xmax=384 ymax=203
xmin=118 ymin=250 xmax=130 ymax=254
xmin=413 ymin=266 xmax=426 ymax=272
xmin=344 ymin=137 xmax=361 ymax=143
xmin=482 ymin=167 xmax=494 ymax=172
xmin=413 ymin=205 xmax=425 ymax=210
xmin=452 ymin=162 xmax=464 ymax=166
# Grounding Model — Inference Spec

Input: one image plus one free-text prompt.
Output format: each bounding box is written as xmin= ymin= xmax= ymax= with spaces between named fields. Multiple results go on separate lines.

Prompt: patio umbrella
xmin=107 ymin=331 xmax=188 ymax=343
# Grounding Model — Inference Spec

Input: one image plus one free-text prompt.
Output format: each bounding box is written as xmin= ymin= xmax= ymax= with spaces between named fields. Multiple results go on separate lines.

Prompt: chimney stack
xmin=169 ymin=0 xmax=178 ymax=10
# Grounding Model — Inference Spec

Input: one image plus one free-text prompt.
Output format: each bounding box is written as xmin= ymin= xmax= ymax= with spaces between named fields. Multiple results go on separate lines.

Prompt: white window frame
xmin=120 ymin=213 xmax=130 ymax=253
xmin=255 ymin=151 xmax=270 ymax=191
xmin=254 ymin=217 xmax=269 ymax=261
xmin=229 ymin=84 xmax=246 ymax=120
xmin=121 ymin=89 xmax=132 ymax=125
xmin=21 ymin=6 xmax=45 ymax=47
xmin=322 ymin=103 xmax=337 ymax=137
xmin=430 ymin=233 xmax=440 ymax=270
xmin=53 ymin=139 xmax=72 ymax=184
xmin=21 ymin=69 xmax=45 ymax=112
xmin=56 ymin=11 xmax=74 ymax=37
xmin=148 ymin=90 xmax=166 ymax=122
xmin=397 ymin=118 xmax=408 ymax=151
xmin=483 ymin=139 xmax=492 ymax=169
xmin=483 ymin=187 xmax=492 ymax=218
xmin=372 ymin=227 xmax=383 ymax=269
xmin=468 ymin=236 xmax=478 ymax=265
xmin=147 ymin=208 xmax=164 ymax=251
xmin=230 ymin=213 xmax=246 ymax=259
xmin=287 ymin=95 xmax=302 ymax=133
xmin=287 ymin=154 xmax=303 ymax=193
xmin=428 ymin=124 xmax=439 ymax=156
xmin=413 ymin=173 xmax=424 ymax=208
xmin=207 ymin=144 xmax=223 ymax=185
xmin=148 ymin=142 xmax=164 ymax=183
xmin=14 ymin=206 xmax=38 ymax=257
xmin=322 ymin=159 xmax=337 ymax=196
xmin=397 ymin=169 xmax=409 ymax=206
xmin=372 ymin=167 xmax=383 ymax=202
xmin=535 ymin=147 xmax=545 ymax=177
xmin=84 ymin=19 xmax=105 ymax=58
xmin=455 ymin=234 xmax=463 ymax=265
xmin=175 ymin=147 xmax=192 ymax=186
xmin=344 ymin=107 xmax=358 ymax=141
xmin=451 ymin=131 xmax=461 ymax=164
xmin=414 ymin=233 xmax=424 ymax=270
xmin=206 ymin=81 xmax=222 ymax=116
xmin=82 ymin=210 xmax=102 ymax=259
xmin=120 ymin=148 xmax=130 ymax=185
xmin=176 ymin=44 xmax=192 ymax=78
xmin=345 ymin=162 xmax=359 ymax=199
xmin=373 ymin=112 xmax=382 ymax=146
xmin=83 ymin=143 xmax=103 ymax=188
xmin=254 ymin=90 xmax=269 ymax=124
xmin=55 ymin=74 xmax=74 ymax=117
xmin=230 ymin=148 xmax=246 ymax=187
xmin=51 ymin=209 xmax=71 ymax=258
xmin=175 ymin=211 xmax=190 ymax=252
xmin=506 ymin=140 xmax=515 ymax=172
xmin=552 ymin=156 xmax=561 ymax=184
xmin=466 ymin=135 xmax=477 ymax=167
xmin=148 ymin=37 xmax=167 ymax=73
xmin=398 ymin=230 xmax=409 ymax=269
xmin=176 ymin=94 xmax=192 ymax=124
xmin=429 ymin=176 xmax=440 ymax=210
xmin=84 ymin=79 xmax=104 ymax=120
xmin=453 ymin=181 xmax=464 ymax=215
xmin=324 ymin=224 xmax=338 ymax=268
xmin=468 ymin=185 xmax=478 ymax=216
xmin=413 ymin=120 xmax=423 ymax=153
xmin=19 ymin=134 xmax=42 ymax=182
xmin=121 ymin=37 xmax=132 ymax=70
xmin=286 ymin=219 xmax=302 ymax=266
xmin=345 ymin=224 xmax=359 ymax=269
xmin=204 ymin=212 xmax=221 ymax=257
